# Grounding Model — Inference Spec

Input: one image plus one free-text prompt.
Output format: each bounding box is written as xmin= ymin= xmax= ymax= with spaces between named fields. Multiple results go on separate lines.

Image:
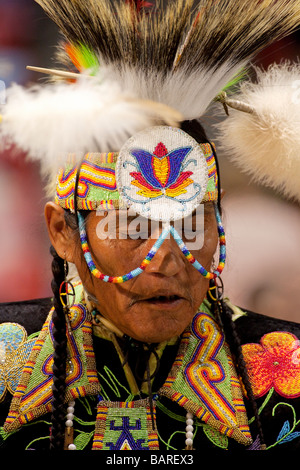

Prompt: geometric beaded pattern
xmin=92 ymin=400 xmax=159 ymax=450
xmin=55 ymin=142 xmax=218 ymax=212
xmin=3 ymin=296 xmax=101 ymax=433
xmin=55 ymin=152 xmax=119 ymax=212
xmin=159 ymin=311 xmax=252 ymax=446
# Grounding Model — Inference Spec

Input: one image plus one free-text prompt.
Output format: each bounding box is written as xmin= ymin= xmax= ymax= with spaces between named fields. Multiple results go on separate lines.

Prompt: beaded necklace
xmin=63 ymin=402 xmax=195 ymax=450
xmin=185 ymin=412 xmax=195 ymax=450
xmin=65 ymin=400 xmax=76 ymax=450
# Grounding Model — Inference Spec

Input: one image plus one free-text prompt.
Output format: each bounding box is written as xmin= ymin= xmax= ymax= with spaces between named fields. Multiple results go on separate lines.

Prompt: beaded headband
xmin=55 ymin=129 xmax=218 ymax=213
xmin=55 ymin=126 xmax=225 ymax=282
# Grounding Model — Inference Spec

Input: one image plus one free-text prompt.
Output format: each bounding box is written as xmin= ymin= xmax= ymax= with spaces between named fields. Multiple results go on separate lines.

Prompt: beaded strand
xmin=78 ymin=204 xmax=225 ymax=283
xmin=185 ymin=412 xmax=194 ymax=450
xmin=169 ymin=204 xmax=225 ymax=279
xmin=65 ymin=400 xmax=76 ymax=450
xmin=78 ymin=212 xmax=170 ymax=283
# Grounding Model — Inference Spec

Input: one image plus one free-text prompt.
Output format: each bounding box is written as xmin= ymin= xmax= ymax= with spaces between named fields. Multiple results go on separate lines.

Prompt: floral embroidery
xmin=0 ymin=323 xmax=36 ymax=402
xmin=242 ymin=331 xmax=300 ymax=399
xmin=272 ymin=403 xmax=300 ymax=447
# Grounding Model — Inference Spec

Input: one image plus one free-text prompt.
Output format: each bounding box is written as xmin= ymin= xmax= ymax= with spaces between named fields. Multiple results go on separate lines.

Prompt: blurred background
xmin=0 ymin=0 xmax=299 ymax=322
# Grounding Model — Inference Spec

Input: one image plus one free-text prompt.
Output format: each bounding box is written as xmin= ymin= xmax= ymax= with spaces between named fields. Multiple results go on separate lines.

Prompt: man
xmin=0 ymin=0 xmax=300 ymax=452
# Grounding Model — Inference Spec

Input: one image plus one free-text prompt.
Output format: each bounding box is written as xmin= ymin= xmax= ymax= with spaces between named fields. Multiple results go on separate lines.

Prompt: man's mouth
xmin=145 ymin=294 xmax=182 ymax=304
xmin=135 ymin=293 xmax=185 ymax=308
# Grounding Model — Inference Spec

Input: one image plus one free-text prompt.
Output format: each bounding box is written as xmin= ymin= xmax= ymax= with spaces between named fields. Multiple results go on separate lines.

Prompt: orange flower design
xmin=242 ymin=332 xmax=300 ymax=399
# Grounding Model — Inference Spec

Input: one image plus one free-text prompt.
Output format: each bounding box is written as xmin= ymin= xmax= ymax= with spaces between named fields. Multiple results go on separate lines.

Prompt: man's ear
xmin=44 ymin=202 xmax=76 ymax=262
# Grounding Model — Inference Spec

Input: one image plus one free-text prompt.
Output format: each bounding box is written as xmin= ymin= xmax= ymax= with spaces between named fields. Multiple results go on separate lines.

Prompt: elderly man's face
xmin=75 ymin=203 xmax=218 ymax=343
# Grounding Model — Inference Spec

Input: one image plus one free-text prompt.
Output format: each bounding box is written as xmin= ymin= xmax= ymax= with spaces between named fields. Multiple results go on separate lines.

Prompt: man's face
xmin=74 ymin=203 xmax=218 ymax=343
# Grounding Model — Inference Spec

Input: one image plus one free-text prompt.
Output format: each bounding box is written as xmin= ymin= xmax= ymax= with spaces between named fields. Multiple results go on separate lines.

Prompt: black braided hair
xmin=49 ymin=245 xmax=68 ymax=450
xmin=180 ymin=119 xmax=222 ymax=214
xmin=182 ymin=119 xmax=265 ymax=449
xmin=48 ymin=209 xmax=89 ymax=450
xmin=218 ymin=298 xmax=266 ymax=449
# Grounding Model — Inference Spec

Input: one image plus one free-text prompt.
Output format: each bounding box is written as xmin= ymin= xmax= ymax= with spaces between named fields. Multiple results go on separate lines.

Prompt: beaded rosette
xmin=116 ymin=127 xmax=212 ymax=222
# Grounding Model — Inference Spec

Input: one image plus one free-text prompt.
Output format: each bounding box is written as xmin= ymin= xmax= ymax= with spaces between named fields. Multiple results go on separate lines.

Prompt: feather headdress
xmin=218 ymin=62 xmax=300 ymax=203
xmin=1 ymin=0 xmax=300 ymax=183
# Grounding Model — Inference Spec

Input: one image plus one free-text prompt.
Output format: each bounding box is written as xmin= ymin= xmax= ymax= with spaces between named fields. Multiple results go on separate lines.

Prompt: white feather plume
xmin=218 ymin=62 xmax=300 ymax=202
xmin=104 ymin=62 xmax=245 ymax=121
xmin=34 ymin=0 xmax=300 ymax=121
xmin=0 ymin=77 xmax=182 ymax=179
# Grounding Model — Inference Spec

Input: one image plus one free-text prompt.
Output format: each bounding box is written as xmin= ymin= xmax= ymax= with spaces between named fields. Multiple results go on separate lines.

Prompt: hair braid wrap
xmin=49 ymin=245 xmax=68 ymax=450
xmin=217 ymin=296 xmax=266 ymax=449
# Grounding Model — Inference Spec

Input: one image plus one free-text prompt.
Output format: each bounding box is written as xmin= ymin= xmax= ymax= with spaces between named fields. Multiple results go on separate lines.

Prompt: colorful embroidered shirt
xmin=1 ymin=289 xmax=300 ymax=451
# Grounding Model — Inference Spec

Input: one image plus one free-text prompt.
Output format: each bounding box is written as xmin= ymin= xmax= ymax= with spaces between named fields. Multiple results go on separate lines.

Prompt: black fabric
xmin=235 ymin=308 xmax=300 ymax=343
xmin=0 ymin=297 xmax=52 ymax=335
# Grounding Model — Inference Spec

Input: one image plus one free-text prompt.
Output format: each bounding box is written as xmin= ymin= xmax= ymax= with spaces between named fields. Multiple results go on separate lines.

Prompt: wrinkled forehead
xmin=55 ymin=126 xmax=219 ymax=222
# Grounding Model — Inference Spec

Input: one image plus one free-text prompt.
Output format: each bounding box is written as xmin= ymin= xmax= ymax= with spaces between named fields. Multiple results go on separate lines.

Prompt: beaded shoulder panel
xmin=3 ymin=301 xmax=100 ymax=433
xmin=159 ymin=310 xmax=252 ymax=446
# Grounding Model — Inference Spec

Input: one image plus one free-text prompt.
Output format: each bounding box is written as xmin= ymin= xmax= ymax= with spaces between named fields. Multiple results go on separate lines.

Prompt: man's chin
xmin=124 ymin=304 xmax=194 ymax=343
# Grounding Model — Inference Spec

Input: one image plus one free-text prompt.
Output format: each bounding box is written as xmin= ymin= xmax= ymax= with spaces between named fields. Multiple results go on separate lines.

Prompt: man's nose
xmin=144 ymin=234 xmax=186 ymax=277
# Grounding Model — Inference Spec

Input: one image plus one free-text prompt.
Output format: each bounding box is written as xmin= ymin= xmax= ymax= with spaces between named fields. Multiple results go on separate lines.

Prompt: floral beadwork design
xmin=117 ymin=127 xmax=209 ymax=222
xmin=242 ymin=331 xmax=300 ymax=399
xmin=129 ymin=142 xmax=194 ymax=199
xmin=0 ymin=323 xmax=36 ymax=402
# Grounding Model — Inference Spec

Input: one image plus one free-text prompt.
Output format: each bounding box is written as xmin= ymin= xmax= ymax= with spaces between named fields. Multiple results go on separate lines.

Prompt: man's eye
xmin=126 ymin=232 xmax=149 ymax=239
xmin=117 ymin=222 xmax=150 ymax=239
